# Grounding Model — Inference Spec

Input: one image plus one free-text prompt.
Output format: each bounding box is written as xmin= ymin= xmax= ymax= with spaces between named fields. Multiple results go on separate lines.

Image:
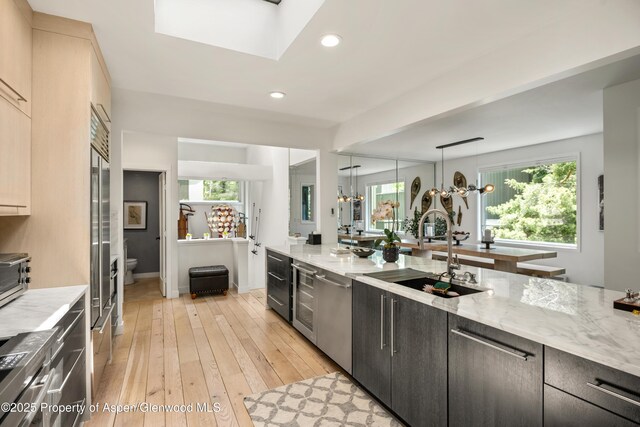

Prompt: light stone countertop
xmin=267 ymin=243 xmax=640 ymax=378
xmin=0 ymin=285 xmax=87 ymax=340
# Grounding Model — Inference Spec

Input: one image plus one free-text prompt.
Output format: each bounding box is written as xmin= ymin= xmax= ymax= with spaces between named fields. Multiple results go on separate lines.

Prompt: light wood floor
xmin=86 ymin=283 xmax=340 ymax=427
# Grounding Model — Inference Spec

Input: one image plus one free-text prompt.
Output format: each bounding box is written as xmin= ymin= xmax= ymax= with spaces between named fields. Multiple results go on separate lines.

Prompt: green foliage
xmin=403 ymin=208 xmax=423 ymax=238
xmin=203 ymin=180 xmax=239 ymax=201
xmin=486 ymin=161 xmax=577 ymax=244
xmin=374 ymin=228 xmax=401 ymax=249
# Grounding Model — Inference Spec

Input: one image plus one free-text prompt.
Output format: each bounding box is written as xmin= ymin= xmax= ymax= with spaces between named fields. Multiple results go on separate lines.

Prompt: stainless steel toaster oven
xmin=0 ymin=253 xmax=30 ymax=308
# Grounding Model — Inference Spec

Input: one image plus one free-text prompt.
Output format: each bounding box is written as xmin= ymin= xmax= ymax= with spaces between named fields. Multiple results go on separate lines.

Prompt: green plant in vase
xmin=372 ymin=200 xmax=401 ymax=262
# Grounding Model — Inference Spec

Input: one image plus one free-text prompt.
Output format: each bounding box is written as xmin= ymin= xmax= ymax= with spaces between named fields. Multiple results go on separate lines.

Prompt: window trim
xmin=364 ymin=178 xmax=406 ymax=233
xmin=178 ymin=179 xmax=244 ymax=204
xmin=477 ymin=153 xmax=581 ymax=251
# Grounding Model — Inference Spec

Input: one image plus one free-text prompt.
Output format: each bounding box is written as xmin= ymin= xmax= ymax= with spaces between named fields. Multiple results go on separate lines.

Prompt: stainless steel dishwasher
xmin=315 ymin=269 xmax=352 ymax=374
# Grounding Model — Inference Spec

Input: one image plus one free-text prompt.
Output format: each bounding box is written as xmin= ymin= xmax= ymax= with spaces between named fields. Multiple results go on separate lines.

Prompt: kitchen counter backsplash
xmin=268 ymin=243 xmax=640 ymax=378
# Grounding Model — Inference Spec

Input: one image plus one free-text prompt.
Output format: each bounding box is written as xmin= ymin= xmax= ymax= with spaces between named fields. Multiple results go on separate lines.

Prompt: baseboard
xmin=133 ymin=272 xmax=160 ymax=279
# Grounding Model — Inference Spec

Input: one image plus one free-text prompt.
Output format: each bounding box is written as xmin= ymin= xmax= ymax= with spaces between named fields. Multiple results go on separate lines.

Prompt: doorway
xmin=122 ymin=170 xmax=168 ymax=301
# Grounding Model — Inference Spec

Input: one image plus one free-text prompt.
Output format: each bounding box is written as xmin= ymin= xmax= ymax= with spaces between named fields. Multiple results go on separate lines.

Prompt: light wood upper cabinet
xmin=0 ymin=0 xmax=32 ymax=117
xmin=90 ymin=49 xmax=111 ymax=129
xmin=0 ymin=95 xmax=31 ymax=215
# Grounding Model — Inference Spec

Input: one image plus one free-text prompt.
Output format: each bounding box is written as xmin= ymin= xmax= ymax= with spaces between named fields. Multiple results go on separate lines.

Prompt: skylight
xmin=154 ymin=0 xmax=325 ymax=60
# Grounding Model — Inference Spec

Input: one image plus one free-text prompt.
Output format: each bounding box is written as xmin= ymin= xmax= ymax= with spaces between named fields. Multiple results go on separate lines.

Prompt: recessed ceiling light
xmin=321 ymin=34 xmax=342 ymax=48
xmin=269 ymin=91 xmax=286 ymax=99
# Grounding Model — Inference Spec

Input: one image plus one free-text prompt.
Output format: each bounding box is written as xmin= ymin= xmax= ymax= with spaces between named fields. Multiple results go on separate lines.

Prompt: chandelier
xmin=428 ymin=137 xmax=495 ymax=199
xmin=338 ymin=164 xmax=365 ymax=202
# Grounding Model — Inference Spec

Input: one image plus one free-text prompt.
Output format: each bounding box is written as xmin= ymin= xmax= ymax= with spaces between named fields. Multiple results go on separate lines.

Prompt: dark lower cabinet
xmin=545 ymin=384 xmax=637 ymax=427
xmin=390 ymin=293 xmax=447 ymax=427
xmin=266 ymin=250 xmax=292 ymax=321
xmin=545 ymin=346 xmax=640 ymax=424
xmin=352 ymin=281 xmax=447 ymax=426
xmin=448 ymin=314 xmax=543 ymax=427
xmin=352 ymin=281 xmax=391 ymax=406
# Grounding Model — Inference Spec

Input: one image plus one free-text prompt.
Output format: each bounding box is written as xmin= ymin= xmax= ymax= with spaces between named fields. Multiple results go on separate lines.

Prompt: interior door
xmin=158 ymin=172 xmax=167 ymax=297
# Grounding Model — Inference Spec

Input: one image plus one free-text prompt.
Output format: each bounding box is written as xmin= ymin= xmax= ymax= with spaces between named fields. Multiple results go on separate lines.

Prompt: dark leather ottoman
xmin=188 ymin=265 xmax=229 ymax=299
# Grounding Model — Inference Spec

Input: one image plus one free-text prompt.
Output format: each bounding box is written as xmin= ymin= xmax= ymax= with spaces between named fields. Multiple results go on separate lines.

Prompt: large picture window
xmin=366 ymin=181 xmax=405 ymax=231
xmin=179 ymin=179 xmax=242 ymax=203
xmin=480 ymin=158 xmax=578 ymax=247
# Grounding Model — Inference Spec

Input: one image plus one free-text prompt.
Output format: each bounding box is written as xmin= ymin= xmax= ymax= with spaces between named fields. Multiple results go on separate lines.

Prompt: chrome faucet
xmin=418 ymin=208 xmax=460 ymax=276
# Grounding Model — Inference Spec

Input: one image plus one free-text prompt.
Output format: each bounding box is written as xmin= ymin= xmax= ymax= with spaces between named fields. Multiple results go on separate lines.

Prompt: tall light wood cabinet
xmin=0 ymin=13 xmax=111 ymax=288
xmin=0 ymin=0 xmax=32 ymax=117
xmin=0 ymin=0 xmax=32 ymax=215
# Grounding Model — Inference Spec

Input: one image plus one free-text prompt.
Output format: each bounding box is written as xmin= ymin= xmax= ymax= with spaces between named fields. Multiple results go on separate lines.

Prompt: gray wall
xmin=124 ymin=171 xmax=160 ymax=274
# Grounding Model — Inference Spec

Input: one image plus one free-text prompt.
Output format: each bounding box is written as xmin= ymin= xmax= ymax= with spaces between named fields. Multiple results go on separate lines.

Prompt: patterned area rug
xmin=243 ymin=372 xmax=403 ymax=426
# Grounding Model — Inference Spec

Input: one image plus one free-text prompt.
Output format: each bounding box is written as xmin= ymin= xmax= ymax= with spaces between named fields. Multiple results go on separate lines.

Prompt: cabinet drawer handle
xmin=48 ymin=348 xmax=85 ymax=395
xmin=58 ymin=309 xmax=85 ymax=344
xmin=268 ymin=295 xmax=285 ymax=307
xmin=587 ymin=381 xmax=640 ymax=407
xmin=268 ymin=254 xmax=283 ymax=262
xmin=380 ymin=295 xmax=386 ymax=350
xmin=390 ymin=298 xmax=397 ymax=356
xmin=292 ymin=264 xmax=316 ymax=275
xmin=0 ymin=204 xmax=27 ymax=208
xmin=268 ymin=272 xmax=285 ymax=282
xmin=451 ymin=328 xmax=528 ymax=361
xmin=315 ymin=274 xmax=351 ymax=289
xmin=0 ymin=78 xmax=27 ymax=102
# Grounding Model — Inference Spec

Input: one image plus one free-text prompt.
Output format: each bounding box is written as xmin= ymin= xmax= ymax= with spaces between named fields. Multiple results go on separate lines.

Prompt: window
xmin=301 ymin=184 xmax=315 ymax=222
xmin=179 ymin=179 xmax=242 ymax=203
xmin=366 ymin=181 xmax=405 ymax=231
xmin=480 ymin=158 xmax=578 ymax=246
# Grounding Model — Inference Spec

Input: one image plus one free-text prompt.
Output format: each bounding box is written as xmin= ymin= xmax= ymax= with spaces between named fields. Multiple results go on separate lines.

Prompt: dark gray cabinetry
xmin=266 ymin=250 xmax=292 ymax=321
xmin=352 ymin=281 xmax=391 ymax=406
xmin=448 ymin=314 xmax=543 ymax=427
xmin=390 ymin=292 xmax=447 ymax=426
xmin=50 ymin=295 xmax=87 ymax=427
xmin=352 ymin=281 xmax=447 ymax=426
xmin=545 ymin=346 xmax=640 ymax=425
xmin=545 ymin=384 xmax=637 ymax=426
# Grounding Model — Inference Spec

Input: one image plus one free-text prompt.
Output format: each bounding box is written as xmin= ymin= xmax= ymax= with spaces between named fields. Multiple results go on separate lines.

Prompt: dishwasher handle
xmin=315 ymin=274 xmax=351 ymax=289
xmin=292 ymin=264 xmax=317 ymax=275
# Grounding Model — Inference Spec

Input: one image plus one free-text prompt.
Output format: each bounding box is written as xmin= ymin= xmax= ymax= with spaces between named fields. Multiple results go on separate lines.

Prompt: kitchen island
xmin=267 ymin=243 xmax=640 ymax=426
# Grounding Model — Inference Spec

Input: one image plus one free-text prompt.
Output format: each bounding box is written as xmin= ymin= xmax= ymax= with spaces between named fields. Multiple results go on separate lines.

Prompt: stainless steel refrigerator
xmin=90 ymin=104 xmax=113 ymax=395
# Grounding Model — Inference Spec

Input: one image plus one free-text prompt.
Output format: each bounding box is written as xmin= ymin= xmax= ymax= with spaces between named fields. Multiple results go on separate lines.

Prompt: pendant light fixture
xmin=352 ymin=165 xmax=364 ymax=201
xmin=429 ymin=137 xmax=495 ymax=198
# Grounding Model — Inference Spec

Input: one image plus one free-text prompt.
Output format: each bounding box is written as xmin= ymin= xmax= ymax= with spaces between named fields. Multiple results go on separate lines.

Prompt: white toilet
xmin=125 ymin=258 xmax=138 ymax=285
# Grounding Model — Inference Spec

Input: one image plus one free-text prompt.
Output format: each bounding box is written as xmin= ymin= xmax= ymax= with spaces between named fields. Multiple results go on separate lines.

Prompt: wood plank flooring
xmin=86 ymin=283 xmax=340 ymax=427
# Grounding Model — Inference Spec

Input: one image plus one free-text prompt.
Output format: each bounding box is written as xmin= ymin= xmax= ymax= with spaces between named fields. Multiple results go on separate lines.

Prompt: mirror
xmin=289 ymin=149 xmax=317 ymax=238
xmin=338 ymin=154 xmax=435 ymax=245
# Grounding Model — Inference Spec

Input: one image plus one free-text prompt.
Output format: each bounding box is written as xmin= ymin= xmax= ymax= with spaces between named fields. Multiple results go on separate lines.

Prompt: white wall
xmin=334 ymin=2 xmax=640 ymax=150
xmin=317 ymin=148 xmax=338 ymax=244
xmin=433 ymin=134 xmax=604 ymax=287
xmin=603 ymin=78 xmax=640 ymax=292
xmin=246 ymin=145 xmax=290 ymax=289
xmin=178 ymin=141 xmax=247 ymax=163
xmin=121 ymin=131 xmax=180 ymax=298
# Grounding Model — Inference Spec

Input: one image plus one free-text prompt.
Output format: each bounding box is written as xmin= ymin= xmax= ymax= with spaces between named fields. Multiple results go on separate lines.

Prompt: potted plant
xmin=372 ymin=200 xmax=401 ymax=262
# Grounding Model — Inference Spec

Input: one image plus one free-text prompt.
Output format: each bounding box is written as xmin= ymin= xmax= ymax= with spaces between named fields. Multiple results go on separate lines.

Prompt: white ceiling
xmin=345 ymin=53 xmax=640 ymax=161
xmin=28 ymin=0 xmax=586 ymax=125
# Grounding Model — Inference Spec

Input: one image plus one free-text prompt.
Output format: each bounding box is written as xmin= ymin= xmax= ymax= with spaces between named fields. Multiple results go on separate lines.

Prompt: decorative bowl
xmin=452 ymin=233 xmax=470 ymax=241
xmin=351 ymin=248 xmax=375 ymax=258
